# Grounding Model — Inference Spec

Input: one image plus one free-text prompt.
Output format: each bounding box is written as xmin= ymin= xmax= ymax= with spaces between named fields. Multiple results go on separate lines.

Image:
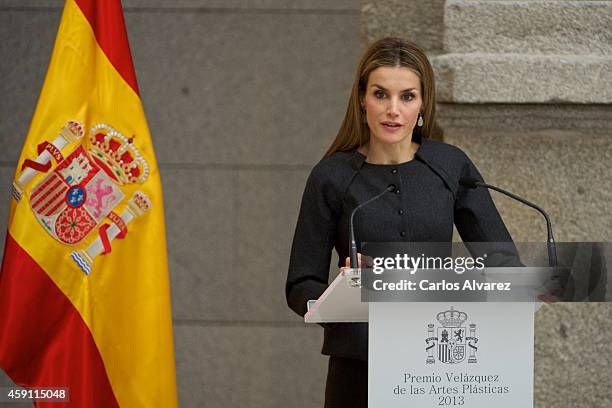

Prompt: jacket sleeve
xmin=286 ymin=168 xmax=338 ymax=317
xmin=454 ymin=156 xmax=521 ymax=266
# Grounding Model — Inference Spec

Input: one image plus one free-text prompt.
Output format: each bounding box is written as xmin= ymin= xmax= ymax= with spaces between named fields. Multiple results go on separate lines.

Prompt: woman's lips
xmin=381 ymin=122 xmax=403 ymax=132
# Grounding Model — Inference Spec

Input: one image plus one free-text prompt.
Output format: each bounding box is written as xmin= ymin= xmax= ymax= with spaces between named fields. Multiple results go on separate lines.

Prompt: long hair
xmin=324 ymin=38 xmax=441 ymax=159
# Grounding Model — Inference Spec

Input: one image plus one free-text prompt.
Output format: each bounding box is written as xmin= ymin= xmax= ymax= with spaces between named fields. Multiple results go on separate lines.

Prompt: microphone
xmin=349 ymin=184 xmax=396 ymax=268
xmin=459 ymin=177 xmax=557 ymax=267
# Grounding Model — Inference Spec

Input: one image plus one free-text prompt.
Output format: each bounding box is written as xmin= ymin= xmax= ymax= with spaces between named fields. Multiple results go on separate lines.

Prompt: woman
xmin=285 ymin=37 xmax=515 ymax=407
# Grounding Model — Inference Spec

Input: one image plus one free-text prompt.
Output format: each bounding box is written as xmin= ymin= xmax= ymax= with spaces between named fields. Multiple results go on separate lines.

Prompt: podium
xmin=305 ymin=267 xmax=548 ymax=407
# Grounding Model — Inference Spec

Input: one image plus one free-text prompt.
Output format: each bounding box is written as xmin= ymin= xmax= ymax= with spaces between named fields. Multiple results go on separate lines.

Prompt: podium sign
xmin=369 ymin=302 xmax=535 ymax=407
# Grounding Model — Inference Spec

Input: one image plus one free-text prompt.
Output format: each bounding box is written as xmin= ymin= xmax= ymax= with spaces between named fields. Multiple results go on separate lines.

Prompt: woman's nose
xmin=386 ymin=99 xmax=400 ymax=117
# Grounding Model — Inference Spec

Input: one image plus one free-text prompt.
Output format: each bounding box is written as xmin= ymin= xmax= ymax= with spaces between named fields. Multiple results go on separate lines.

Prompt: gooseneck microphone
xmin=349 ymin=184 xmax=396 ymax=268
xmin=459 ymin=177 xmax=557 ymax=267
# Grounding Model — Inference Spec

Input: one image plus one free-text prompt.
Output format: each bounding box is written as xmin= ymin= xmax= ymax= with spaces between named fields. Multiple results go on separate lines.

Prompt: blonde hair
xmin=324 ymin=37 xmax=441 ymax=159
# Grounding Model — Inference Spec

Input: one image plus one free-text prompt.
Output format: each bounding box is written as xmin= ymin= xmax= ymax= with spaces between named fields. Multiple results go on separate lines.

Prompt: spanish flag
xmin=0 ymin=0 xmax=177 ymax=406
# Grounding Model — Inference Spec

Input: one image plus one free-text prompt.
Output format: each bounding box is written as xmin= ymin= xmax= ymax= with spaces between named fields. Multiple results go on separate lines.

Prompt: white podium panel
xmin=369 ymin=302 xmax=535 ymax=407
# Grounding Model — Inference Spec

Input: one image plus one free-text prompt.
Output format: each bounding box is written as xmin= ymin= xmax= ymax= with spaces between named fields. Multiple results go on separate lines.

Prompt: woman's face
xmin=362 ymin=66 xmax=423 ymax=146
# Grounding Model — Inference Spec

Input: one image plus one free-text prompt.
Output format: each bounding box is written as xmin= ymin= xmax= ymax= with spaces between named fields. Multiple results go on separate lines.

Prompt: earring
xmin=417 ymin=113 xmax=423 ymax=127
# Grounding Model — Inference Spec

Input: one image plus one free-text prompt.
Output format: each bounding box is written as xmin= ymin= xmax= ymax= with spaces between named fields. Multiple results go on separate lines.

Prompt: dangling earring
xmin=417 ymin=113 xmax=424 ymax=127
xmin=361 ymin=106 xmax=367 ymax=123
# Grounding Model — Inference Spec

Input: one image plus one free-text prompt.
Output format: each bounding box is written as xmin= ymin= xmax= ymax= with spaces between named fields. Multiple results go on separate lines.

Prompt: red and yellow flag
xmin=0 ymin=0 xmax=177 ymax=406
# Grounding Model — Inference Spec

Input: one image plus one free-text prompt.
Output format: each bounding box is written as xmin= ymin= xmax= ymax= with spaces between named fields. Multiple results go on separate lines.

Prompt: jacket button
xmin=398 ymin=209 xmax=404 ymax=215
xmin=400 ymin=231 xmax=406 ymax=237
xmin=391 ymin=168 xmax=398 ymax=174
xmin=395 ymin=189 xmax=401 ymax=195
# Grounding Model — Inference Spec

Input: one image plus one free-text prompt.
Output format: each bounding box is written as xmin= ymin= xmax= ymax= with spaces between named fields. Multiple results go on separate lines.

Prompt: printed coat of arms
xmin=12 ymin=121 xmax=152 ymax=275
xmin=425 ymin=306 xmax=479 ymax=364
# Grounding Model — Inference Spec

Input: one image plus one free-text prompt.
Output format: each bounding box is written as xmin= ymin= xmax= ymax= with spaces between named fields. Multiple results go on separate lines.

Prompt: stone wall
xmin=363 ymin=1 xmax=612 ymax=407
xmin=0 ymin=0 xmax=361 ymax=406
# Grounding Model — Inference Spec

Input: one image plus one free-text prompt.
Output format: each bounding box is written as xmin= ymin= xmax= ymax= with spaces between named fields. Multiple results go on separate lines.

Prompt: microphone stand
xmin=459 ymin=178 xmax=558 ymax=268
xmin=349 ymin=184 xmax=396 ymax=268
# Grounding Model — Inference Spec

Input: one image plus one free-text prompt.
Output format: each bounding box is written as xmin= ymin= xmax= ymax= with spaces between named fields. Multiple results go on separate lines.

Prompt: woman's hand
xmin=339 ymin=253 xmax=373 ymax=274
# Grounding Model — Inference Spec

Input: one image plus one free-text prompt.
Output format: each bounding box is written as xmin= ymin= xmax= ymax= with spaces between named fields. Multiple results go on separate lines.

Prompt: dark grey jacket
xmin=286 ymin=138 xmax=515 ymax=361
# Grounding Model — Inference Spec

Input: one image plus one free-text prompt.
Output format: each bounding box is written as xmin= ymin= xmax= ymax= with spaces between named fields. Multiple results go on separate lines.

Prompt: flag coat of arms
xmin=0 ymin=0 xmax=178 ymax=406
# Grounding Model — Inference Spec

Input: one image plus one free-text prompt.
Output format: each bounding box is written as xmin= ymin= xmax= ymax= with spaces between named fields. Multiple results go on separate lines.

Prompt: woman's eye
xmin=402 ymin=93 xmax=415 ymax=101
xmin=374 ymin=90 xmax=386 ymax=99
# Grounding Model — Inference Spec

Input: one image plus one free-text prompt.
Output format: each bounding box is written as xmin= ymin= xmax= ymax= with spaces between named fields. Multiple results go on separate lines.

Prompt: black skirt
xmin=324 ymin=357 xmax=368 ymax=408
